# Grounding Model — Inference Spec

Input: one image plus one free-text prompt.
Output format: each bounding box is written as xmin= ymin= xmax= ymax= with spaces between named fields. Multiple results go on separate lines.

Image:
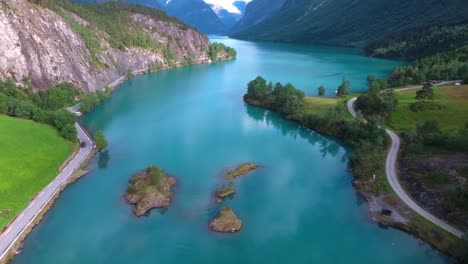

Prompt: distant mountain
xmin=208 ymin=3 xmax=242 ymax=29
xmin=232 ymin=1 xmax=247 ymax=14
xmin=163 ymin=0 xmax=227 ymax=34
xmin=231 ymin=0 xmax=468 ymax=47
xmin=207 ymin=1 xmax=249 ymax=30
xmin=230 ymin=0 xmax=286 ymax=34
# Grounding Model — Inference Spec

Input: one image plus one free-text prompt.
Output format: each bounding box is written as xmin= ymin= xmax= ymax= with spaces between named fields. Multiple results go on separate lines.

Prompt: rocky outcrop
xmin=0 ymin=0 xmax=216 ymax=93
xmin=215 ymin=184 xmax=235 ymax=198
xmin=124 ymin=166 xmax=176 ymax=217
xmin=209 ymin=207 xmax=242 ymax=233
xmin=225 ymin=163 xmax=259 ymax=180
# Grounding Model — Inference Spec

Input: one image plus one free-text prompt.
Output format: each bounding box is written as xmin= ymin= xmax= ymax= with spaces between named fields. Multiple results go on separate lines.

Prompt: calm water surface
xmin=14 ymin=37 xmax=446 ymax=263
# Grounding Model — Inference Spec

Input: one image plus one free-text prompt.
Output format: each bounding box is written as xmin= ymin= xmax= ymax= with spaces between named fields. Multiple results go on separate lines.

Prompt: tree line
xmin=355 ymin=75 xmax=397 ymax=120
xmin=209 ymin=43 xmax=237 ymax=62
xmin=0 ymin=80 xmax=78 ymax=141
xmin=388 ymin=46 xmax=468 ymax=87
xmin=243 ymin=76 xmax=389 ymax=182
xmin=366 ymin=23 xmax=468 ymax=60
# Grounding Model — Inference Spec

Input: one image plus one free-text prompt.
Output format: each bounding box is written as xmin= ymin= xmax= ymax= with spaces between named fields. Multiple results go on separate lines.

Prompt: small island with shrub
xmin=225 ymin=163 xmax=259 ymax=180
xmin=215 ymin=183 xmax=235 ymax=198
xmin=124 ymin=165 xmax=176 ymax=217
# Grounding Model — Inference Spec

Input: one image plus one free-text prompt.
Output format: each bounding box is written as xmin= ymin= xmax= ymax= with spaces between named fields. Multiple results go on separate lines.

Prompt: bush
xmin=59 ymin=124 xmax=77 ymax=141
xmin=94 ymin=130 xmax=108 ymax=151
xmin=409 ymin=101 xmax=442 ymax=112
xmin=318 ymin=86 xmax=325 ymax=96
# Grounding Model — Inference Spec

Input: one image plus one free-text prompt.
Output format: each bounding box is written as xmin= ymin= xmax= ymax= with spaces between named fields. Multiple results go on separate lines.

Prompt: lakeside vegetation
xmin=244 ymin=76 xmax=389 ymax=184
xmin=0 ymin=115 xmax=74 ymax=230
xmin=209 ymin=42 xmax=237 ymax=62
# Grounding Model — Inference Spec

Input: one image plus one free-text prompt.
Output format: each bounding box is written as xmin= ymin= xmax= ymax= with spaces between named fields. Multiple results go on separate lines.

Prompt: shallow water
xmin=13 ymin=37 xmax=446 ymax=263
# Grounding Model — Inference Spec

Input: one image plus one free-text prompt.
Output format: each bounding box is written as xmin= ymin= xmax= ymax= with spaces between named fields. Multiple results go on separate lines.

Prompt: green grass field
xmin=388 ymin=85 xmax=468 ymax=132
xmin=300 ymin=95 xmax=354 ymax=119
xmin=0 ymin=115 xmax=74 ymax=230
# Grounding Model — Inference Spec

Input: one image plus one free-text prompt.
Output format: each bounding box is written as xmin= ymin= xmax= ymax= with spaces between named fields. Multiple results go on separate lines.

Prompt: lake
xmin=13 ymin=37 xmax=446 ymax=263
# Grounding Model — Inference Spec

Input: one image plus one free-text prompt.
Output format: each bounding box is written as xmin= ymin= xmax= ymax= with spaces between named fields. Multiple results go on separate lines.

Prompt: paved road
xmin=0 ymin=123 xmax=93 ymax=260
xmin=346 ymin=97 xmax=464 ymax=238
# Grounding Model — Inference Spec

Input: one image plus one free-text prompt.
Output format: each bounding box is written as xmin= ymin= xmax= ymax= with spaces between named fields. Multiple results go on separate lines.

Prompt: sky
xmin=203 ymin=0 xmax=251 ymax=14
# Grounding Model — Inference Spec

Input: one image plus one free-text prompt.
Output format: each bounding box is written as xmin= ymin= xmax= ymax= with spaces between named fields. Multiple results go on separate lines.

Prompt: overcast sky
xmin=203 ymin=0 xmax=251 ymax=14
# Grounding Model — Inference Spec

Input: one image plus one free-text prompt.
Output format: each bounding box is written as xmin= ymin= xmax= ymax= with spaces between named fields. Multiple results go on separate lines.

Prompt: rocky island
xmin=124 ymin=165 xmax=176 ymax=217
xmin=209 ymin=207 xmax=243 ymax=233
xmin=225 ymin=163 xmax=259 ymax=180
xmin=215 ymin=183 xmax=235 ymax=198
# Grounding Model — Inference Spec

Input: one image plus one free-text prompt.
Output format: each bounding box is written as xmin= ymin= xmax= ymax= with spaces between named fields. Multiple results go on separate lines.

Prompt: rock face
xmin=209 ymin=207 xmax=242 ymax=233
xmin=0 ymin=0 xmax=215 ymax=93
xmin=124 ymin=166 xmax=176 ymax=217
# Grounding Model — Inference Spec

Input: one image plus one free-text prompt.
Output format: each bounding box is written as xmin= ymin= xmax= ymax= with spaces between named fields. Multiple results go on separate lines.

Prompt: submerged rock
xmin=225 ymin=163 xmax=259 ymax=180
xmin=215 ymin=183 xmax=235 ymax=198
xmin=215 ymin=187 xmax=235 ymax=198
xmin=209 ymin=207 xmax=242 ymax=233
xmin=124 ymin=165 xmax=175 ymax=217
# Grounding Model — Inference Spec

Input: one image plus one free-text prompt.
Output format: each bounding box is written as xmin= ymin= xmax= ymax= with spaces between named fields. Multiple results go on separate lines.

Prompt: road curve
xmin=347 ymin=97 xmax=463 ymax=238
xmin=0 ymin=123 xmax=94 ymax=260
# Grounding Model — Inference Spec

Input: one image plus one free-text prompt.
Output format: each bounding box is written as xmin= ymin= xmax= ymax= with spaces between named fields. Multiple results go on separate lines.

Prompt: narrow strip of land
xmin=0 ymin=123 xmax=94 ymax=260
xmin=347 ymin=97 xmax=463 ymax=238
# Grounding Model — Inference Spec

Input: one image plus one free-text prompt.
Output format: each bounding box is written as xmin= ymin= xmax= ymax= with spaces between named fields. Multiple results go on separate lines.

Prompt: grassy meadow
xmin=388 ymin=85 xmax=468 ymax=132
xmin=0 ymin=115 xmax=74 ymax=230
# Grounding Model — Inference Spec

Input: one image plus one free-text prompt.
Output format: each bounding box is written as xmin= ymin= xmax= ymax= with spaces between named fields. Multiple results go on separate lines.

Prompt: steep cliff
xmin=0 ymin=0 xmax=224 ymax=93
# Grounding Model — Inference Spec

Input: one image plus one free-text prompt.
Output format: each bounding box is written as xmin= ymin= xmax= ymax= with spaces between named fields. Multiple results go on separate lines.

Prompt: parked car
xmin=80 ymin=142 xmax=87 ymax=148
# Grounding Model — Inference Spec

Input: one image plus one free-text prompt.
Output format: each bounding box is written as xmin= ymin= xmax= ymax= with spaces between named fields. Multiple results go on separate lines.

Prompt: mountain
xmin=230 ymin=0 xmax=286 ymax=33
xmin=231 ymin=0 xmax=468 ymax=47
xmin=232 ymin=1 xmax=247 ymax=14
xmin=0 ymin=0 xmax=230 ymax=92
xmin=209 ymin=3 xmax=242 ymax=29
xmin=162 ymin=0 xmax=227 ymax=34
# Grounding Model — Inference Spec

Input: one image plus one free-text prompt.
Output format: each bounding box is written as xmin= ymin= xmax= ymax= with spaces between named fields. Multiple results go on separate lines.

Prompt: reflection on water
xmin=245 ymin=103 xmax=342 ymax=158
xmin=98 ymin=151 xmax=110 ymax=169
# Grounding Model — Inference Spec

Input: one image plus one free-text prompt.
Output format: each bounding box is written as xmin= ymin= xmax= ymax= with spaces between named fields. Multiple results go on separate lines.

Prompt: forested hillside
xmin=231 ymin=0 xmax=468 ymax=47
xmin=366 ymin=23 xmax=468 ymax=60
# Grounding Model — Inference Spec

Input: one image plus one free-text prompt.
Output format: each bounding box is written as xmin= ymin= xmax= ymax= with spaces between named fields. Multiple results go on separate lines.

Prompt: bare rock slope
xmin=0 ymin=0 xmax=215 ymax=92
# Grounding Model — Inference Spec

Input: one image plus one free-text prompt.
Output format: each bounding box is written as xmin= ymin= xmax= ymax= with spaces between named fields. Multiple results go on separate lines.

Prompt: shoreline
xmin=244 ymin=98 xmax=463 ymax=259
xmin=0 ymin=55 xmax=235 ymax=264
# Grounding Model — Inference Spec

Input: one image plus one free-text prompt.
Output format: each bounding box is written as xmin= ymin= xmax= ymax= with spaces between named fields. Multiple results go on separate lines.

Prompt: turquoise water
xmin=14 ymin=38 xmax=446 ymax=263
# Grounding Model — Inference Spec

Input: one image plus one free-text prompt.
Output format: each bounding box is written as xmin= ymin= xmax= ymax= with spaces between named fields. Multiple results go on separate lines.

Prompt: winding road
xmin=347 ymin=97 xmax=464 ymax=238
xmin=0 ymin=123 xmax=94 ymax=261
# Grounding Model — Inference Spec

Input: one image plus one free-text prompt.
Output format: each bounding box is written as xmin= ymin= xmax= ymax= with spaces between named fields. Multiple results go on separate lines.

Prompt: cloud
xmin=203 ymin=0 xmax=251 ymax=14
